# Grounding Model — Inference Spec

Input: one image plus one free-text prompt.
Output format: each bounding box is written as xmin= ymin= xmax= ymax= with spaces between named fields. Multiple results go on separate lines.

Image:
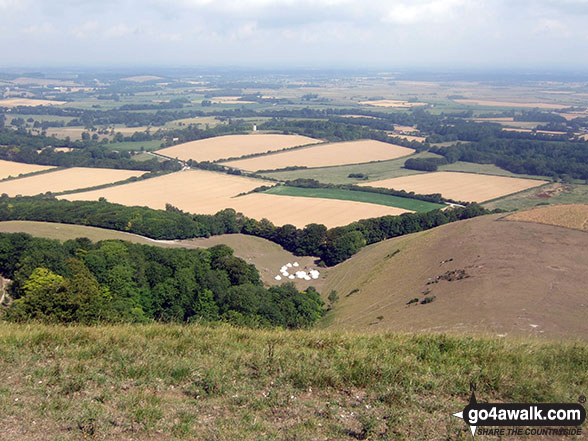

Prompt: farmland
xmin=0 ymin=159 xmax=54 ymax=180
xmin=361 ymin=172 xmax=548 ymax=203
xmin=156 ymin=134 xmax=321 ymax=162
xmin=223 ymin=140 xmax=415 ymax=171
xmin=505 ymin=203 xmax=588 ymax=231
xmin=58 ymin=169 xmax=412 ymax=227
xmin=0 ymin=98 xmax=66 ymax=107
xmin=453 ymin=98 xmax=570 ymax=109
xmin=358 ymin=99 xmax=427 ymax=108
xmin=0 ymin=167 xmax=145 ymax=196
xmin=264 ymin=186 xmax=443 ymax=212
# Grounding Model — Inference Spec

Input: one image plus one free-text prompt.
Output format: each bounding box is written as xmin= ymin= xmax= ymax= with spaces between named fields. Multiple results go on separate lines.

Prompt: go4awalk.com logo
xmin=452 ymin=388 xmax=586 ymax=438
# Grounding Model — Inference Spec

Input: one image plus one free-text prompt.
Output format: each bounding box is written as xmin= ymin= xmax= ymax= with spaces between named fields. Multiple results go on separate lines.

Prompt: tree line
xmin=0 ymin=196 xmax=489 ymax=266
xmin=0 ymin=233 xmax=324 ymax=328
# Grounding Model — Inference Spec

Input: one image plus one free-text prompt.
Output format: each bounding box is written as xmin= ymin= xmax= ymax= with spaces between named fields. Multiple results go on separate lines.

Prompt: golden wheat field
xmin=0 ymin=98 xmax=66 ymax=107
xmin=60 ymin=169 xmax=410 ymax=227
xmin=506 ymin=204 xmax=588 ymax=231
xmin=222 ymin=140 xmax=415 ymax=171
xmin=0 ymin=159 xmax=55 ymax=180
xmin=0 ymin=167 xmax=145 ymax=196
xmin=361 ymin=172 xmax=548 ymax=203
xmin=155 ymin=134 xmax=321 ymax=162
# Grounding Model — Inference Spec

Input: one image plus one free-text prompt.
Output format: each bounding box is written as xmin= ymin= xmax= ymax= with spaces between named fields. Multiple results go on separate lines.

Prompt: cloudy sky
xmin=1 ymin=0 xmax=587 ymax=69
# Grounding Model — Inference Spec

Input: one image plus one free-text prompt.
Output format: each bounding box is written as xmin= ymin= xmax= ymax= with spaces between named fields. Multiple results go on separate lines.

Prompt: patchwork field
xmin=223 ymin=140 xmax=415 ymax=171
xmin=59 ymin=169 xmax=409 ymax=227
xmin=505 ymin=204 xmax=588 ymax=232
xmin=359 ymin=100 xmax=427 ymax=108
xmin=0 ymin=159 xmax=55 ymax=180
xmin=0 ymin=167 xmax=145 ymax=196
xmin=0 ymin=98 xmax=66 ymax=107
xmin=453 ymin=99 xmax=569 ymax=109
xmin=156 ymin=134 xmax=321 ymax=162
xmin=360 ymin=172 xmax=548 ymax=203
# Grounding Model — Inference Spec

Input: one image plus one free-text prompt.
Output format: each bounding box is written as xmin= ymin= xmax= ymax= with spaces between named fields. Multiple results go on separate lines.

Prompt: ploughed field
xmin=0 ymin=167 xmax=145 ymax=196
xmin=361 ymin=171 xmax=548 ymax=203
xmin=0 ymin=159 xmax=55 ymax=180
xmin=155 ymin=133 xmax=321 ymax=162
xmin=222 ymin=140 xmax=415 ymax=171
xmin=59 ymin=169 xmax=410 ymax=228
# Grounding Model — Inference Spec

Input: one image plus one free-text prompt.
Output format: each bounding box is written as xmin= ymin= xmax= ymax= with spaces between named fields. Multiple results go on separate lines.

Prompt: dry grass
xmin=0 ymin=323 xmax=585 ymax=441
xmin=59 ymin=169 xmax=409 ymax=228
xmin=156 ymin=134 xmax=321 ymax=162
xmin=0 ymin=159 xmax=54 ymax=180
xmin=0 ymin=98 xmax=65 ymax=108
xmin=453 ymin=99 xmax=569 ymax=109
xmin=223 ymin=140 xmax=415 ymax=171
xmin=359 ymin=100 xmax=427 ymax=108
xmin=0 ymin=167 xmax=145 ymax=196
xmin=506 ymin=204 xmax=588 ymax=232
xmin=323 ymin=214 xmax=588 ymax=339
xmin=361 ymin=172 xmax=548 ymax=203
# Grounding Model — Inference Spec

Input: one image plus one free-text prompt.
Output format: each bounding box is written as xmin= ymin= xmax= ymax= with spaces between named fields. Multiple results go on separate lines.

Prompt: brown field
xmin=359 ymin=99 xmax=427 ymax=108
xmin=155 ymin=134 xmax=321 ymax=162
xmin=454 ymin=99 xmax=569 ymax=109
xmin=209 ymin=96 xmax=257 ymax=104
xmin=0 ymin=159 xmax=54 ymax=180
xmin=0 ymin=167 xmax=145 ymax=196
xmin=361 ymin=172 xmax=548 ymax=203
xmin=506 ymin=204 xmax=588 ymax=231
xmin=223 ymin=140 xmax=415 ymax=171
xmin=560 ymin=112 xmax=588 ymax=121
xmin=502 ymin=127 xmax=567 ymax=135
xmin=59 ymin=169 xmax=410 ymax=227
xmin=322 ymin=213 xmax=588 ymax=338
xmin=0 ymin=98 xmax=66 ymax=108
xmin=394 ymin=134 xmax=427 ymax=142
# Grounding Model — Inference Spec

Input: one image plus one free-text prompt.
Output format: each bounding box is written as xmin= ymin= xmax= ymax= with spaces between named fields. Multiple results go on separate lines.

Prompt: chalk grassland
xmin=59 ymin=170 xmax=410 ymax=228
xmin=0 ymin=98 xmax=66 ymax=107
xmin=0 ymin=160 xmax=55 ymax=180
xmin=505 ymin=204 xmax=588 ymax=231
xmin=264 ymin=186 xmax=442 ymax=212
xmin=0 ymin=168 xmax=145 ymax=197
xmin=482 ymin=182 xmax=588 ymax=212
xmin=361 ymin=172 xmax=548 ymax=203
xmin=0 ymin=222 xmax=320 ymax=288
xmin=321 ymin=214 xmax=588 ymax=339
xmin=156 ymin=134 xmax=321 ymax=162
xmin=223 ymin=140 xmax=415 ymax=171
xmin=358 ymin=100 xmax=427 ymax=108
xmin=453 ymin=98 xmax=569 ymax=109
xmin=1 ymin=325 xmax=585 ymax=441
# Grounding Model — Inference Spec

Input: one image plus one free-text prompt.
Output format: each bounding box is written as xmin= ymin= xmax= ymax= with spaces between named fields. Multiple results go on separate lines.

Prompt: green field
xmin=482 ymin=182 xmax=588 ymax=211
xmin=261 ymin=152 xmax=442 ymax=185
xmin=264 ymin=186 xmax=445 ymax=212
xmin=106 ymin=140 xmax=163 ymax=152
xmin=0 ymin=323 xmax=585 ymax=441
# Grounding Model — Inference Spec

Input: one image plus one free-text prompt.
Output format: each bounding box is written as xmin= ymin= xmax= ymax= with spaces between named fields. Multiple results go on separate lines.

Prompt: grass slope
xmin=322 ymin=213 xmax=588 ymax=339
xmin=0 ymin=323 xmax=586 ymax=441
xmin=0 ymin=222 xmax=321 ymax=288
xmin=264 ymin=186 xmax=444 ymax=212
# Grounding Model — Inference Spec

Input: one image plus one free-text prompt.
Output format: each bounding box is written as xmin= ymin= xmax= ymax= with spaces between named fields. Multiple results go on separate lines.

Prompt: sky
xmin=1 ymin=0 xmax=588 ymax=69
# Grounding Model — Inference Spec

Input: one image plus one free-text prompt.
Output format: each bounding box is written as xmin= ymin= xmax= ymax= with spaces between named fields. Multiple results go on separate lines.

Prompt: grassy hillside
xmin=321 ymin=212 xmax=588 ymax=338
xmin=0 ymin=323 xmax=586 ymax=441
xmin=0 ymin=222 xmax=322 ymax=288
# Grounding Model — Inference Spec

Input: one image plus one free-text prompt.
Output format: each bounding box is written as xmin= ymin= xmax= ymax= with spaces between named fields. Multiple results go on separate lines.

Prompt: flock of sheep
xmin=274 ymin=262 xmax=320 ymax=282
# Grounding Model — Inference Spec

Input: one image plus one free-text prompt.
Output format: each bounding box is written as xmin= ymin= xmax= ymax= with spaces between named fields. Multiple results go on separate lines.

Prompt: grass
xmin=438 ymin=161 xmax=549 ymax=181
xmin=483 ymin=182 xmax=588 ymax=212
xmin=0 ymin=323 xmax=585 ymax=441
xmin=264 ymin=186 xmax=445 ymax=212
xmin=261 ymin=152 xmax=440 ymax=185
xmin=106 ymin=140 xmax=163 ymax=152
